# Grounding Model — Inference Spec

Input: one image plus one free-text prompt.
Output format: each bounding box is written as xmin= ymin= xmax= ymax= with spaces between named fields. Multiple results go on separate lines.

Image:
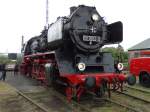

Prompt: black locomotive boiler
xmin=21 ymin=5 xmax=135 ymax=101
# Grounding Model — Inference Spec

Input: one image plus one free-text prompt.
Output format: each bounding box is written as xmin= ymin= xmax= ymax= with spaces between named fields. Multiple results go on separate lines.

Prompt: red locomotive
xmin=20 ymin=5 xmax=135 ymax=101
xmin=129 ymin=51 xmax=150 ymax=87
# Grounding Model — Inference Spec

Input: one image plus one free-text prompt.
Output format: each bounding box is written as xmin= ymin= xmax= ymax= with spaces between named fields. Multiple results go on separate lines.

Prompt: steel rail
xmin=14 ymin=85 xmax=146 ymax=112
xmin=91 ymin=94 xmax=141 ymax=112
xmin=75 ymin=90 xmax=141 ymax=112
xmin=16 ymin=90 xmax=50 ymax=112
xmin=104 ymin=98 xmax=140 ymax=112
xmin=49 ymin=88 xmax=91 ymax=112
xmin=125 ymin=85 xmax=150 ymax=94
xmin=115 ymin=91 xmax=150 ymax=103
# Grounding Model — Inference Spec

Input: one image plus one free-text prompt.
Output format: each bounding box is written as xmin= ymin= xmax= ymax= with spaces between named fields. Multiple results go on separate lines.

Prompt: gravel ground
xmin=1 ymin=71 xmax=149 ymax=112
xmin=0 ymin=72 xmax=72 ymax=112
xmin=5 ymin=71 xmax=40 ymax=92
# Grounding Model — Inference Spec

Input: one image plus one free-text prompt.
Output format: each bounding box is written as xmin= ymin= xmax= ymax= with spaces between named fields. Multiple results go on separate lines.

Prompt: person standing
xmin=0 ymin=63 xmax=7 ymax=81
xmin=14 ymin=64 xmax=19 ymax=75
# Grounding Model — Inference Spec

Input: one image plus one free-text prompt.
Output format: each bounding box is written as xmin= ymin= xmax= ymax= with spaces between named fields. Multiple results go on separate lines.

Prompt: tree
xmin=0 ymin=53 xmax=22 ymax=64
xmin=0 ymin=55 xmax=12 ymax=64
xmin=102 ymin=46 xmax=128 ymax=62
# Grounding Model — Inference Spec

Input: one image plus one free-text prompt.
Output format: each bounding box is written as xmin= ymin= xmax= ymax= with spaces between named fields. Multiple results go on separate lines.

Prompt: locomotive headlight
xmin=77 ymin=62 xmax=86 ymax=71
xmin=117 ymin=63 xmax=124 ymax=71
xmin=92 ymin=14 xmax=99 ymax=21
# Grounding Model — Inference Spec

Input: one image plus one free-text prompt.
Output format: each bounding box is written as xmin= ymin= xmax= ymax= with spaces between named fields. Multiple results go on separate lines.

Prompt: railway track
xmin=115 ymin=90 xmax=150 ymax=103
xmin=46 ymin=87 xmax=142 ymax=112
xmin=6 ymin=81 xmax=149 ymax=112
xmin=22 ymin=86 xmax=140 ymax=112
xmin=6 ymin=72 xmax=149 ymax=112
xmin=1 ymin=82 xmax=73 ymax=112
xmin=48 ymin=88 xmax=91 ymax=112
xmin=8 ymin=82 xmax=149 ymax=112
xmin=0 ymin=89 xmax=49 ymax=112
xmin=124 ymin=85 xmax=150 ymax=103
xmin=3 ymin=84 xmax=146 ymax=112
xmin=125 ymin=85 xmax=150 ymax=94
xmin=16 ymin=90 xmax=50 ymax=112
xmin=86 ymin=91 xmax=142 ymax=112
xmin=20 ymin=88 xmax=74 ymax=112
xmin=112 ymin=88 xmax=150 ymax=112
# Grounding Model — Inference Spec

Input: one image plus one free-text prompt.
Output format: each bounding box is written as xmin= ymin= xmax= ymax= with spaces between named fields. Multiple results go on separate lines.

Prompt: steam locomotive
xmin=20 ymin=5 xmax=135 ymax=101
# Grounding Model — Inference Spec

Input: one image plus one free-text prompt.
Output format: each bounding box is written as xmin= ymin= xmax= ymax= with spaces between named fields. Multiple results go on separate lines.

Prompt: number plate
xmin=83 ymin=35 xmax=101 ymax=42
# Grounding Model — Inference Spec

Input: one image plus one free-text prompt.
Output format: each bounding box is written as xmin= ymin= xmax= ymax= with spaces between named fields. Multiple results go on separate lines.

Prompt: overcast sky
xmin=0 ymin=0 xmax=150 ymax=53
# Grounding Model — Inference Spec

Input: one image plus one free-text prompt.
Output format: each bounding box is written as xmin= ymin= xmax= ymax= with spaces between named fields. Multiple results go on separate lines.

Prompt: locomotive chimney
xmin=70 ymin=6 xmax=77 ymax=14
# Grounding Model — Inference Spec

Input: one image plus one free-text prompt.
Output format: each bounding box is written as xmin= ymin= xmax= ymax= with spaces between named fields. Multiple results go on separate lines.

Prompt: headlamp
xmin=77 ymin=62 xmax=86 ymax=71
xmin=117 ymin=63 xmax=124 ymax=71
xmin=92 ymin=14 xmax=99 ymax=21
